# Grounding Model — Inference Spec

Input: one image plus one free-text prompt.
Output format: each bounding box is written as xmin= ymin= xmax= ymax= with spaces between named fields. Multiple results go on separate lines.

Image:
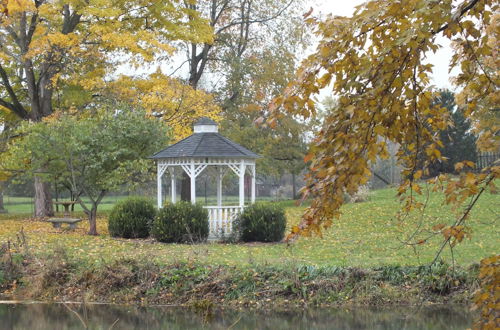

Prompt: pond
xmin=0 ymin=303 xmax=475 ymax=329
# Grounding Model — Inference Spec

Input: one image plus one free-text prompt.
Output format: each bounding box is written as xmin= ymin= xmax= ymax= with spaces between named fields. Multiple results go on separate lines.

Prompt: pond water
xmin=0 ymin=303 xmax=474 ymax=330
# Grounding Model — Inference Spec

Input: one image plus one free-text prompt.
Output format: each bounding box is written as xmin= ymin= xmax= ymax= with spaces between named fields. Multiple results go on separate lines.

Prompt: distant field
xmin=2 ymin=196 xmax=124 ymax=214
xmin=2 ymin=195 xmax=277 ymax=214
xmin=0 ymin=187 xmax=498 ymax=268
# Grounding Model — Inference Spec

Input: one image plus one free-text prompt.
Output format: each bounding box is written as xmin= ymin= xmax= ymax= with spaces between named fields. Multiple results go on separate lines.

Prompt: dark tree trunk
xmin=54 ymin=182 xmax=59 ymax=213
xmin=292 ymin=172 xmax=297 ymax=200
xmin=34 ymin=176 xmax=54 ymax=217
xmin=70 ymin=190 xmax=75 ymax=211
xmin=180 ymin=172 xmax=190 ymax=201
xmin=87 ymin=208 xmax=98 ymax=235
xmin=0 ymin=184 xmax=6 ymax=213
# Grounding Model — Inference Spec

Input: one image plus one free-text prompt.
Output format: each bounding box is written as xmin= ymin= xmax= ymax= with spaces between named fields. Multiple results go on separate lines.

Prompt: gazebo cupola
xmin=151 ymin=117 xmax=260 ymax=238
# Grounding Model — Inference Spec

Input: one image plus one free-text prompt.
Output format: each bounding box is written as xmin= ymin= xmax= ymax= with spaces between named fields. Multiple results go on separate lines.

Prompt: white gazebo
xmin=151 ymin=118 xmax=260 ymax=238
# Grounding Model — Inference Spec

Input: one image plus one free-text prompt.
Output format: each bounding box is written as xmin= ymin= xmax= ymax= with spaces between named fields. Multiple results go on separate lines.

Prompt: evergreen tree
xmin=429 ymin=90 xmax=478 ymax=176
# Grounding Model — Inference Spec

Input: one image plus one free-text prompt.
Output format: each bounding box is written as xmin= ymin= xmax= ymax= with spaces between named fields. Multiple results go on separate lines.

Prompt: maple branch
xmin=431 ymin=173 xmax=495 ymax=265
xmin=62 ymin=5 xmax=82 ymax=34
xmin=215 ymin=0 xmax=294 ymax=34
xmin=434 ymin=0 xmax=481 ymax=35
xmin=459 ymin=24 xmax=495 ymax=87
xmin=0 ymin=63 xmax=29 ymax=119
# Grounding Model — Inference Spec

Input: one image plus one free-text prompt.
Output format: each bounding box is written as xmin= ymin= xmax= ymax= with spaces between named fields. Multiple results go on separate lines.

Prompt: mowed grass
xmin=2 ymin=195 xmax=277 ymax=214
xmin=2 ymin=196 xmax=127 ymax=214
xmin=0 ymin=187 xmax=498 ymax=268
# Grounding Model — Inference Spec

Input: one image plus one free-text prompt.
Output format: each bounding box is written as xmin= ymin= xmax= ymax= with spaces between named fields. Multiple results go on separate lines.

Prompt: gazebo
xmin=151 ymin=118 xmax=260 ymax=238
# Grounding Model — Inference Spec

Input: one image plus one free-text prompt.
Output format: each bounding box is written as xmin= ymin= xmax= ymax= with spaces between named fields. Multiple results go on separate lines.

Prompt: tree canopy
xmin=0 ymin=0 xmax=212 ymax=121
xmin=2 ymin=107 xmax=168 ymax=235
xmin=428 ymin=90 xmax=478 ymax=177
xmin=0 ymin=0 xmax=215 ymax=216
xmin=269 ymin=0 xmax=499 ymax=249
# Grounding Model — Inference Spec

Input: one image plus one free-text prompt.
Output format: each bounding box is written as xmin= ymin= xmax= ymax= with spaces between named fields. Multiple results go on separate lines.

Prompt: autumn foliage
xmin=268 ymin=0 xmax=499 ymax=251
xmin=473 ymin=255 xmax=500 ymax=329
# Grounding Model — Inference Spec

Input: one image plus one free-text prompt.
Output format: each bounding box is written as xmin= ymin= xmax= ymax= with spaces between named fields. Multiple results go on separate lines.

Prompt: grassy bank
xmin=0 ymin=189 xmax=498 ymax=268
xmin=0 ymin=187 xmax=497 ymax=307
xmin=0 ymin=250 xmax=479 ymax=308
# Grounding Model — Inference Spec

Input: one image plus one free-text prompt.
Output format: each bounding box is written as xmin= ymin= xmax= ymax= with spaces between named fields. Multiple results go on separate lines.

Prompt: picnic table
xmin=49 ymin=200 xmax=81 ymax=230
xmin=47 ymin=217 xmax=82 ymax=229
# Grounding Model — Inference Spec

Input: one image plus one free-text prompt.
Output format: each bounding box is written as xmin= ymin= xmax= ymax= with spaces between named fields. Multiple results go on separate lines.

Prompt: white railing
xmin=204 ymin=206 xmax=244 ymax=239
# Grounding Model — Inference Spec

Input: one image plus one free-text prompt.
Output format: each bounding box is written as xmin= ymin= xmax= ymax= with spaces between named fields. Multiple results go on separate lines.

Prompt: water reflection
xmin=0 ymin=303 xmax=473 ymax=330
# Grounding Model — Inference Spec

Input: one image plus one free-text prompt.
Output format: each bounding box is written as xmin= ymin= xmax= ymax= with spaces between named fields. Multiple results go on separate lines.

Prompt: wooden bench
xmin=47 ymin=218 xmax=82 ymax=229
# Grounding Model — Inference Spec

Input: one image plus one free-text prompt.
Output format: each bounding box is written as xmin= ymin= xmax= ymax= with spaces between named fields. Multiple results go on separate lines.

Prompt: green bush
xmin=108 ymin=197 xmax=156 ymax=238
xmin=152 ymin=202 xmax=209 ymax=243
xmin=236 ymin=203 xmax=286 ymax=242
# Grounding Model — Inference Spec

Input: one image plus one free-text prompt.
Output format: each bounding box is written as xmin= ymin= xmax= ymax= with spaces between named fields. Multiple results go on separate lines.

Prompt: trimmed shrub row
xmin=108 ymin=197 xmax=156 ymax=239
xmin=234 ymin=203 xmax=286 ymax=242
xmin=108 ymin=197 xmax=286 ymax=243
xmin=151 ymin=202 xmax=209 ymax=243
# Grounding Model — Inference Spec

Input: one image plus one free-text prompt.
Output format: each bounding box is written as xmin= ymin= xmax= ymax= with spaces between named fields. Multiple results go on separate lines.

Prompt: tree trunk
xmin=54 ymin=182 xmax=59 ymax=213
xmin=29 ymin=75 xmax=55 ymax=217
xmin=87 ymin=208 xmax=98 ymax=235
xmin=180 ymin=172 xmax=191 ymax=201
xmin=0 ymin=184 xmax=6 ymax=213
xmin=292 ymin=172 xmax=297 ymax=200
xmin=34 ymin=176 xmax=54 ymax=217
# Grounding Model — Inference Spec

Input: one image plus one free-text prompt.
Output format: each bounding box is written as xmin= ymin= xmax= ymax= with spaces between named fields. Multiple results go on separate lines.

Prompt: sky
xmin=312 ymin=0 xmax=456 ymax=90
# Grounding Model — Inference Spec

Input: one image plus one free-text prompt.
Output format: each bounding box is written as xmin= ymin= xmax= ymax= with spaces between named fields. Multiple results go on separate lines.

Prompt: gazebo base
xmin=204 ymin=205 xmax=244 ymax=240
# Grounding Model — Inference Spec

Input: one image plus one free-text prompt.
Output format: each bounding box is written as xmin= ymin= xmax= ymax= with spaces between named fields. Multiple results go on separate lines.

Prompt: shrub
xmin=236 ymin=203 xmax=286 ymax=242
xmin=152 ymin=202 xmax=209 ymax=243
xmin=108 ymin=197 xmax=156 ymax=238
xmin=345 ymin=185 xmax=371 ymax=203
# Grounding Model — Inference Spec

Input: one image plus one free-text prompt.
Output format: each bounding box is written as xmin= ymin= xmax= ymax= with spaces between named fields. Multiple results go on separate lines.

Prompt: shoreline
xmin=0 ymin=255 xmax=479 ymax=309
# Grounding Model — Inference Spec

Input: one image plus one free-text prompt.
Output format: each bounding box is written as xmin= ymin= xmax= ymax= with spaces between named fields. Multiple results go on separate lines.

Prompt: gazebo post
xmin=157 ymin=169 xmax=162 ymax=209
xmin=190 ymin=161 xmax=196 ymax=204
xmin=217 ymin=166 xmax=223 ymax=207
xmin=157 ymin=163 xmax=167 ymax=209
xmin=239 ymin=161 xmax=246 ymax=207
xmin=169 ymin=168 xmax=176 ymax=203
xmin=251 ymin=164 xmax=256 ymax=204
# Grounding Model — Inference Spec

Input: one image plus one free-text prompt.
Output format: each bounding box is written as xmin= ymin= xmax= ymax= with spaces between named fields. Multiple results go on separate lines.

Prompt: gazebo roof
xmin=194 ymin=117 xmax=217 ymax=125
xmin=151 ymin=118 xmax=260 ymax=159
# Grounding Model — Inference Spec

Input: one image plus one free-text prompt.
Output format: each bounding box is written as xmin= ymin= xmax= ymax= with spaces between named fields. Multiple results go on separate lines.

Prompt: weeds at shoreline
xmin=1 ymin=246 xmax=480 ymax=309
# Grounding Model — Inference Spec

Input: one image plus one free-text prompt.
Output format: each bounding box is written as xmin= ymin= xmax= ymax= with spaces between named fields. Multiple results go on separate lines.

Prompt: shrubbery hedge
xmin=236 ymin=203 xmax=286 ymax=242
xmin=152 ymin=202 xmax=209 ymax=243
xmin=108 ymin=197 xmax=156 ymax=238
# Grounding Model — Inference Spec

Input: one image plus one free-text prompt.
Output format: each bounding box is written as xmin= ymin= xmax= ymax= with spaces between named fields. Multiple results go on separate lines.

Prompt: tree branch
xmin=0 ymin=64 xmax=29 ymax=119
xmin=215 ymin=0 xmax=294 ymax=35
xmin=434 ymin=0 xmax=481 ymax=35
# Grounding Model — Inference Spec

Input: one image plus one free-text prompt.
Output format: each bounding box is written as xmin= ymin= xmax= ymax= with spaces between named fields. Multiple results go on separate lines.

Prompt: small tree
xmin=2 ymin=107 xmax=168 ymax=235
xmin=428 ymin=90 xmax=478 ymax=176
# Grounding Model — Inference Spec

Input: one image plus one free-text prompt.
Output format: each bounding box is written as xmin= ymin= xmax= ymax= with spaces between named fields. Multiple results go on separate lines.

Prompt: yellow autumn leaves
xmin=268 ymin=0 xmax=499 ymax=245
xmin=1 ymin=187 xmax=497 ymax=267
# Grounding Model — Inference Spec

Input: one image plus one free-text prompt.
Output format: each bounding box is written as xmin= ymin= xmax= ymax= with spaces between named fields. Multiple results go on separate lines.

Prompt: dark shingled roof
xmin=151 ymin=132 xmax=260 ymax=159
xmin=194 ymin=117 xmax=217 ymax=125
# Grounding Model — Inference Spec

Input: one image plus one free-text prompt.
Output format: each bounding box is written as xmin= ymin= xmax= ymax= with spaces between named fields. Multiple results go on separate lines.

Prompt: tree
xmin=0 ymin=108 xmax=18 ymax=213
xmin=173 ymin=0 xmax=308 ymax=201
xmin=269 ymin=0 xmax=499 ymax=251
xmin=180 ymin=0 xmax=302 ymax=90
xmin=2 ymin=107 xmax=168 ymax=235
xmin=0 ymin=0 xmax=212 ymax=216
xmin=428 ymin=90 xmax=478 ymax=177
xmin=105 ymin=71 xmax=221 ymax=139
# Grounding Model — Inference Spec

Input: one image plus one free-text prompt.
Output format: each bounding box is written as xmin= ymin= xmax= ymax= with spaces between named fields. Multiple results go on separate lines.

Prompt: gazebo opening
xmin=151 ymin=118 xmax=260 ymax=239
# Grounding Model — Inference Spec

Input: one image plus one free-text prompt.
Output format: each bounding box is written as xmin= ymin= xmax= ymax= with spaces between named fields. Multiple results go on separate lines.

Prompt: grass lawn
xmin=2 ymin=195 xmax=126 ymax=214
xmin=1 ymin=195 xmax=277 ymax=214
xmin=0 ymin=188 xmax=498 ymax=268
